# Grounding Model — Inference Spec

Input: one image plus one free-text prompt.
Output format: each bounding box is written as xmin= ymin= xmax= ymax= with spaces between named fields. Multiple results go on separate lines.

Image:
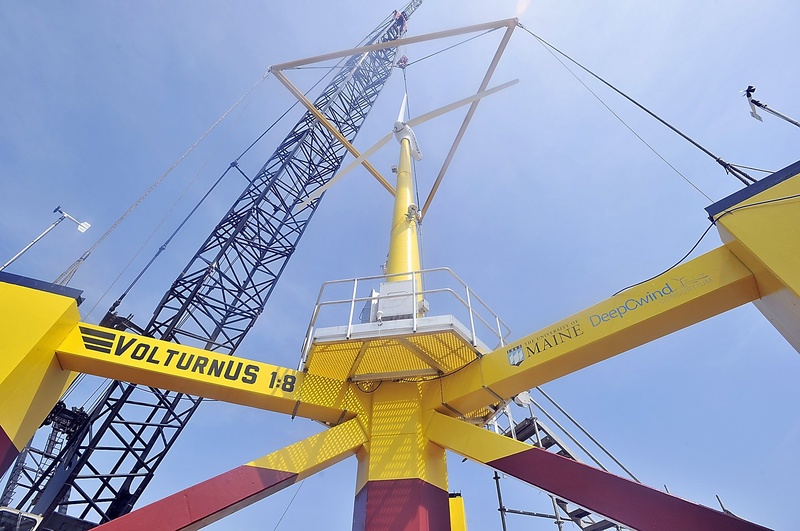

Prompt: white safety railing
xmin=299 ymin=267 xmax=511 ymax=369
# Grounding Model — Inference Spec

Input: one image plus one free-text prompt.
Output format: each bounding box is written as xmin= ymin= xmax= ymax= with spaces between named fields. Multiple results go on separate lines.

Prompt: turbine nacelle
xmin=393 ymin=94 xmax=423 ymax=161
xmin=393 ymin=122 xmax=423 ymax=162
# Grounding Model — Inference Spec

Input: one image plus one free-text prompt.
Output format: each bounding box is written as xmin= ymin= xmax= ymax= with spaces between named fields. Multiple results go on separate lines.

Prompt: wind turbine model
xmin=2 ymin=17 xmax=797 ymax=531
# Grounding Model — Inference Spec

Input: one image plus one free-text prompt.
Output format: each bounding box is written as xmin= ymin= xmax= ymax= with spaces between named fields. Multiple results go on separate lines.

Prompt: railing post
xmin=496 ymin=315 xmax=505 ymax=347
xmin=506 ymin=405 xmax=516 ymax=439
xmin=412 ymin=271 xmax=418 ymax=333
xmin=346 ymin=278 xmax=358 ymax=339
xmin=299 ymin=314 xmax=317 ymax=370
xmin=465 ymin=286 xmax=477 ymax=347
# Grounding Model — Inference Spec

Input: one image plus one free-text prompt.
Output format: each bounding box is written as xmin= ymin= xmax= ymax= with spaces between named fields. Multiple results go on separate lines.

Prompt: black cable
xmin=100 ymin=57 xmax=349 ymax=318
xmin=730 ymin=163 xmax=774 ymax=174
xmin=355 ymin=380 xmax=383 ymax=393
xmin=240 ymin=59 xmax=347 ymax=162
xmin=98 ymin=166 xmax=236 ymax=317
xmin=394 ymin=356 xmax=480 ymax=384
xmin=290 ymin=65 xmax=351 ymax=69
xmin=517 ymin=22 xmax=757 ymax=187
xmin=405 ymin=28 xmax=498 ymax=67
xmin=270 ymin=480 xmax=304 ymax=531
xmin=716 ymin=192 xmax=800 ymax=219
xmin=614 ymin=192 xmax=799 ymax=296
xmin=613 ymin=222 xmax=716 ymax=296
xmin=519 ymin=26 xmax=712 ymax=202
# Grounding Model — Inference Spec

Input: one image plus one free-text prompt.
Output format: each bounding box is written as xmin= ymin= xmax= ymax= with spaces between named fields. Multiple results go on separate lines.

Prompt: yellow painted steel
xmin=54 ymin=323 xmax=351 ymax=425
xmin=426 ymin=411 xmax=528 ymax=464
xmin=385 ymin=137 xmax=422 ymax=284
xmin=304 ymin=330 xmax=480 ymax=382
xmin=449 ymin=493 xmax=468 ymax=531
xmin=0 ymin=282 xmax=78 ymax=451
xmin=248 ymin=417 xmax=367 ymax=480
xmin=711 ymin=172 xmax=800 ymax=351
xmin=355 ymin=382 xmax=448 ymax=493
xmin=433 ymin=246 xmax=760 ymax=417
xmin=6 ymin=146 xmax=800 ymax=530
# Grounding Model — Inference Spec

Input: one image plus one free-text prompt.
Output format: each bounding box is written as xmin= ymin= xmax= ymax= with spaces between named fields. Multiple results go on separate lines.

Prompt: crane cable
xmin=516 ymin=22 xmax=757 ymax=190
xmin=613 ymin=191 xmax=800 ymax=296
xmin=270 ymin=480 xmax=305 ymax=530
xmin=72 ymin=48 xmax=387 ymax=403
xmin=404 ymin=28 xmax=499 ymax=67
xmin=54 ymin=70 xmax=274 ymax=288
xmin=101 ymin=13 xmax=417 ymax=314
xmin=58 ymin=69 xmax=276 ymax=395
xmin=85 ymin=51 xmax=357 ymax=323
xmin=70 ymin=42 xmax=385 ymax=394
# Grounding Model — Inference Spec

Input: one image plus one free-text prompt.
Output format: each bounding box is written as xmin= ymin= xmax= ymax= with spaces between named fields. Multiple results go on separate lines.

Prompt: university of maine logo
xmin=507 ymin=345 xmax=524 ymax=367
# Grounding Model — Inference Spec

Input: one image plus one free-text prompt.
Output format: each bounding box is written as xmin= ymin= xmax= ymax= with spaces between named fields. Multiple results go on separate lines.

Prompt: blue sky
xmin=2 ymin=1 xmax=800 ymax=529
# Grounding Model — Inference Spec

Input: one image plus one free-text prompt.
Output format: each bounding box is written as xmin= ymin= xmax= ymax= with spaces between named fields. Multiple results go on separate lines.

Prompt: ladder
xmin=490 ymin=389 xmax=635 ymax=530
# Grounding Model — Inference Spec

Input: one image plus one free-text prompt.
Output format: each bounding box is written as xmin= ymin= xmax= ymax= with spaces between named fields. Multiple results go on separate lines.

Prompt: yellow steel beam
xmin=433 ymin=246 xmax=759 ymax=416
xmin=95 ymin=418 xmax=367 ymax=531
xmin=425 ymin=412 xmax=767 ymax=531
xmin=425 ymin=410 xmax=531 ymax=463
xmin=55 ymin=323 xmax=351 ymax=425
xmin=385 ymin=137 xmax=421 ymax=283
xmin=449 ymin=493 xmax=468 ymax=531
xmin=355 ymin=382 xmax=448 ymax=493
xmin=0 ymin=281 xmax=79 ymax=464
xmin=709 ymin=163 xmax=800 ymax=351
xmin=248 ymin=416 xmax=367 ymax=480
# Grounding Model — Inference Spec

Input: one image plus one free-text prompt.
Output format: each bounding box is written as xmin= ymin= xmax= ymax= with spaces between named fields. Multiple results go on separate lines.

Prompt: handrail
xmin=299 ymin=267 xmax=511 ymax=368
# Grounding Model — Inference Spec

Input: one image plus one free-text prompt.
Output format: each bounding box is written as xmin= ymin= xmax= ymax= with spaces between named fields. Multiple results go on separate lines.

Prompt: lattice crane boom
xmin=2 ymin=11 xmax=797 ymax=529
xmin=4 ymin=3 xmax=423 ymax=528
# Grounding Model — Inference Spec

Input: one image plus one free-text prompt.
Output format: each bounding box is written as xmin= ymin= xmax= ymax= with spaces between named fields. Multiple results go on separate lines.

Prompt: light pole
xmin=0 ymin=206 xmax=91 ymax=272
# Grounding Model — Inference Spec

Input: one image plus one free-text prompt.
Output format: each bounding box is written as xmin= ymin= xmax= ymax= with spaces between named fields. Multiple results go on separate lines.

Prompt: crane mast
xmin=2 ymin=2 xmax=423 ymax=528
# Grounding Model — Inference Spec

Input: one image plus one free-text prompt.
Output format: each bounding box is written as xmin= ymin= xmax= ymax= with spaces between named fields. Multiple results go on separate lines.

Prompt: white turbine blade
xmin=297 ymin=80 xmax=518 ymax=209
xmin=298 ymin=132 xmax=393 ymax=208
xmin=397 ymin=93 xmax=408 ymax=125
xmin=406 ymin=79 xmax=519 ymax=128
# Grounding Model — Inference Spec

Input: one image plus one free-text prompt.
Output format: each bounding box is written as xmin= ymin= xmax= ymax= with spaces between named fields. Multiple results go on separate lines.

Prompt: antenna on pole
xmin=0 ymin=206 xmax=91 ymax=272
xmin=744 ymin=86 xmax=800 ymax=129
